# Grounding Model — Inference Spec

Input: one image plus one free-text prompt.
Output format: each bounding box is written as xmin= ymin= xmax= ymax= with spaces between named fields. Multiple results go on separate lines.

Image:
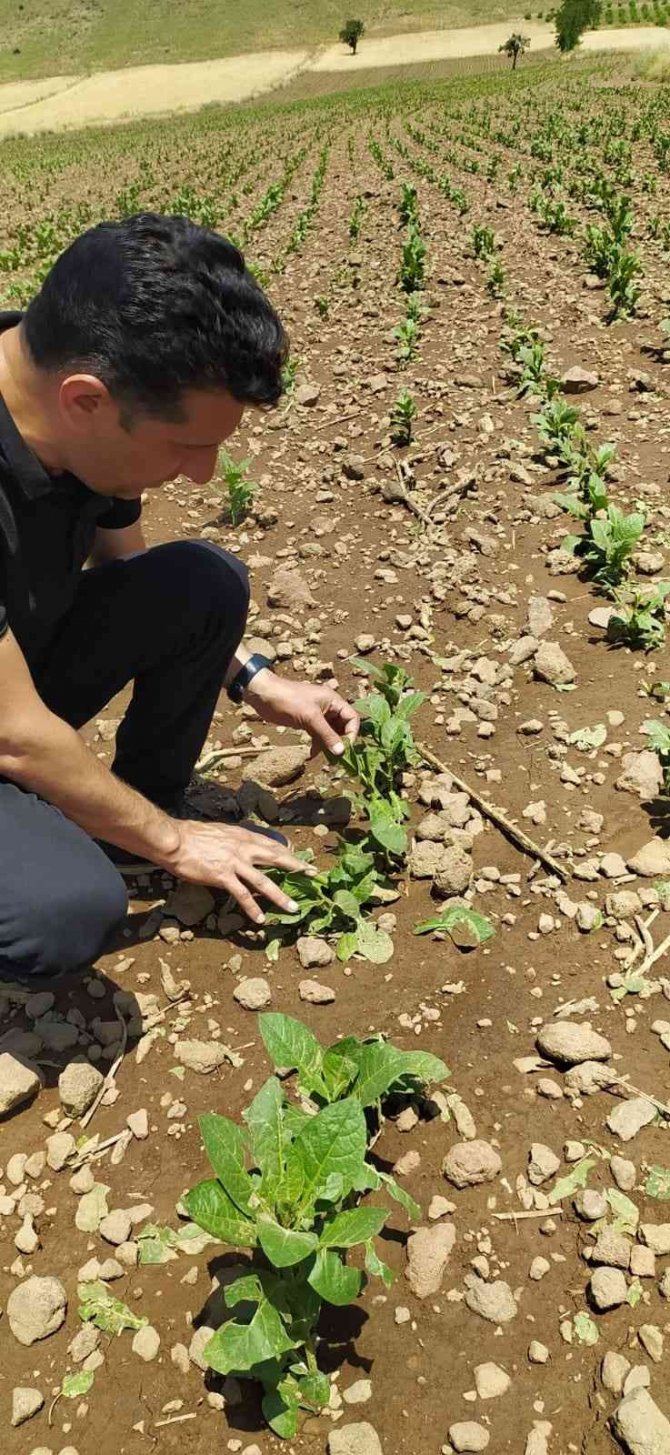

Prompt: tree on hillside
xmin=498 ymin=32 xmax=531 ymax=68
xmin=339 ymin=18 xmax=365 ymax=54
xmin=555 ymin=0 xmax=602 ymax=52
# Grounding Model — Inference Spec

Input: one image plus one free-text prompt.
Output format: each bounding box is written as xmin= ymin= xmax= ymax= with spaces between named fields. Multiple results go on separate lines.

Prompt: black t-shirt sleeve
xmin=96 ymin=496 xmax=143 ymax=530
xmin=0 ymin=556 xmax=6 ymax=640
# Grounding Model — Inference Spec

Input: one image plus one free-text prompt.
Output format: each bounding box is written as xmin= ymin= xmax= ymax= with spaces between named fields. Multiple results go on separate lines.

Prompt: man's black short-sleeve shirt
xmin=0 ymin=310 xmax=142 ymax=670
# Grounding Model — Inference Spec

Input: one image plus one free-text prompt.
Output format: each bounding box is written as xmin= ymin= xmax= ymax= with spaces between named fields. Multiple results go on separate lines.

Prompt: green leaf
xmin=336 ymin=931 xmax=360 ymax=962
xmin=77 ymin=1281 xmax=148 ymax=1337
xmin=369 ymin=813 xmax=407 ymax=857
xmin=204 ymin=1299 xmax=297 ymax=1376
xmin=394 ymin=1050 xmax=449 ymax=1089
xmin=333 ymin=889 xmax=363 ymax=920
xmin=262 ymin=1387 xmax=300 ymax=1438
xmin=293 ymin=1097 xmax=367 ymax=1213
xmin=413 ymin=906 xmax=495 ymax=945
xmin=548 ymin=1157 xmax=596 ymax=1206
xmin=365 ymin=1239 xmax=394 ymax=1288
xmin=257 ymin=1218 xmax=319 ymax=1268
xmin=646 ymin=1164 xmax=670 ymax=1199
xmin=296 ymin=1369 xmax=331 ymax=1410
xmin=378 ymin=1170 xmax=421 ymax=1221
xmin=137 ymin=1224 xmax=178 ymax=1265
xmin=61 ymin=1370 xmax=95 ymax=1399
xmin=199 ymin=1113 xmax=253 ymax=1213
xmin=224 ymin=1273 xmax=265 ymax=1309
xmin=573 ymin=1311 xmax=599 ymax=1346
xmin=627 ymin=1277 xmax=643 ymax=1308
xmin=354 ymin=920 xmax=395 ymax=964
xmin=308 ymin=1248 xmax=363 ymax=1305
xmin=259 ymin=1013 xmax=325 ymax=1094
xmin=320 ymin=1206 xmax=388 ymax=1248
xmin=606 ymin=1188 xmax=639 ymax=1233
xmin=243 ymin=1077 xmax=286 ymax=1191
xmin=183 ymin=1178 xmax=257 ymax=1248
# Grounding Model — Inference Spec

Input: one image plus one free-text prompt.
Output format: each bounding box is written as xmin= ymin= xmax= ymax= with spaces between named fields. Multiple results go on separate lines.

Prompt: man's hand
xmin=244 ymin=670 xmax=360 ymax=756
xmin=160 ymin=820 xmax=313 ymax=924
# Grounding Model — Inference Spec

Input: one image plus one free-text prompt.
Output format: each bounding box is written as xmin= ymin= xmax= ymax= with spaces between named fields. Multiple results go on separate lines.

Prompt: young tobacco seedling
xmin=215 ymin=450 xmax=259 ymax=526
xmin=265 ymin=843 xmax=394 ymax=964
xmin=334 ymin=661 xmax=425 ymax=864
xmin=183 ymin=1040 xmax=436 ymax=1437
xmin=389 ymin=388 xmax=417 ymax=445
xmin=398 ymin=182 xmax=419 ymax=226
xmin=471 ymin=223 xmax=496 ymax=260
xmin=258 ymin=1011 xmax=448 ymax=1109
xmin=565 ymin=505 xmax=645 ymax=589
xmin=607 ymin=582 xmax=670 ymax=651
xmin=414 ymin=905 xmax=495 ymax=946
xmin=399 ymin=225 xmax=426 ymax=293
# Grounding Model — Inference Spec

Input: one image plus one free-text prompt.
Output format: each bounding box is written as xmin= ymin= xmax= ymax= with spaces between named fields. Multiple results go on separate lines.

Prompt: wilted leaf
xmin=646 ymin=1165 xmax=670 ymax=1199
xmin=569 ymin=724 xmax=607 ymax=751
xmin=627 ymin=1278 xmax=643 ymax=1307
xmin=414 ymin=906 xmax=495 ymax=944
xmin=548 ymin=1157 xmax=596 ymax=1206
xmin=61 ymin=1370 xmax=95 ymax=1399
xmin=78 ymin=1281 xmax=148 ymax=1337
xmin=573 ymin=1311 xmax=599 ymax=1345
xmin=606 ymin=1188 xmax=639 ymax=1234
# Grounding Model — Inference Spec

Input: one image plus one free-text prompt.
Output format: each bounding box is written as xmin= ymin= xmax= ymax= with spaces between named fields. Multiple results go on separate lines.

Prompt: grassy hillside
xmin=0 ymin=0 xmax=534 ymax=81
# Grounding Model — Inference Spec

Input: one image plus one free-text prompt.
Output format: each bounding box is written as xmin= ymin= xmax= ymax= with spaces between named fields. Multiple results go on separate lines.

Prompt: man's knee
xmin=156 ymin=541 xmax=250 ymax=630
xmin=0 ymin=854 xmax=127 ymax=980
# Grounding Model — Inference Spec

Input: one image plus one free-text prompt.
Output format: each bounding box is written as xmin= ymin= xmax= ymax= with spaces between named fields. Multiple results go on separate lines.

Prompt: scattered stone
xmin=640 ymin=1223 xmax=670 ymax=1256
xmin=267 ymin=566 xmax=316 ymax=611
xmin=58 ymin=1060 xmax=104 ymax=1119
xmin=132 ymin=1325 xmax=160 ymax=1362
xmin=174 ymin=1040 xmax=235 ymax=1074
xmin=630 ymin=1246 xmax=656 ymax=1279
xmin=297 ymin=936 xmax=335 ymax=968
xmin=528 ymin=1342 xmax=549 ymax=1365
xmin=473 ymin=1363 xmax=511 ymax=1399
xmin=565 ymin=1061 xmax=618 ymax=1096
xmin=0 ymin=1052 xmax=41 ymax=1117
xmin=602 ymin=1351 xmax=631 ymax=1395
xmin=529 ymin=1256 xmax=551 ymax=1281
xmin=242 ymin=744 xmax=310 ymax=788
xmin=46 ymin=1131 xmax=76 ymax=1171
xmin=295 ymin=381 xmax=320 ymax=407
xmin=607 ymin=1099 xmax=656 ymax=1142
xmin=127 ymin=1109 xmax=149 ymax=1140
xmin=233 ymin=977 xmax=272 ymax=1010
xmin=299 ymin=979 xmax=336 ymax=1003
xmin=527 ymin=596 xmax=554 ymax=638
xmin=328 ymin=1424 xmax=383 ymax=1455
xmin=443 ymin=1140 xmax=501 ymax=1189
xmin=611 ymin=1388 xmax=670 ymax=1455
xmin=536 ymin=1021 xmax=611 ymax=1067
xmin=448 ymin=1422 xmax=490 ymax=1452
xmin=428 ymin=1195 xmax=456 ymax=1220
xmin=639 ymin=1324 xmax=663 ymax=1363
xmin=627 ymin=839 xmax=670 ymax=878
xmin=589 ymin=1266 xmax=628 ymax=1311
xmin=343 ymin=1381 xmax=372 ymax=1406
xmin=616 ymin=751 xmax=664 ymax=801
xmin=528 ymin=1143 xmax=560 ymax=1186
xmin=534 ymin=641 xmax=576 ymax=686
xmin=464 ymin=1275 xmax=517 ymax=1324
xmin=188 ymin=1326 xmax=215 ymax=1371
xmin=575 ymin=1189 xmax=607 ymax=1222
xmin=7 ymin=1275 xmax=67 ymax=1345
xmin=405 ymin=1223 xmax=456 ymax=1298
xmin=561 ymin=365 xmax=599 ymax=393
xmin=99 ymin=1209 xmax=133 ymax=1246
xmin=11 ymin=1387 xmax=44 ymax=1427
xmin=433 ymin=845 xmax=473 ymax=896
xmin=592 ymin=1228 xmax=632 ymax=1270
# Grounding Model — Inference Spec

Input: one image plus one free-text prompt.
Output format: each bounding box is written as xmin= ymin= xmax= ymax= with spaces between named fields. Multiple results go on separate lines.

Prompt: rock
xmin=7 ymin=1275 xmax=67 ymax=1345
xmin=630 ymin=1246 xmax=656 ymax=1278
xmin=528 ymin=1143 xmax=560 ymax=1186
xmin=527 ymin=596 xmax=554 ymax=638
xmin=534 ymin=641 xmax=576 ymax=686
xmin=295 ymin=381 xmax=320 ymax=407
xmin=11 ymin=1387 xmax=44 ymax=1426
xmin=577 ymin=903 xmax=602 ymax=932
xmin=624 ymin=1367 xmax=651 ymax=1397
xmin=607 ymin=1099 xmax=656 ymax=1142
xmin=328 ymin=1424 xmax=383 ymax=1455
xmin=592 ymin=1227 xmax=631 ymax=1270
xmin=536 ymin=1021 xmax=611 ymax=1067
xmin=561 ymin=365 xmax=599 ymax=393
xmin=297 ymin=936 xmax=335 ymax=968
xmin=428 ymin=1194 xmax=456 ymax=1220
xmin=343 ymin=1380 xmax=372 ymax=1406
xmin=132 ymin=1325 xmax=160 ymax=1361
xmin=58 ymin=1059 xmax=104 ymax=1119
xmin=600 ymin=853 xmax=628 ymax=880
xmin=405 ymin=1223 xmax=456 ymax=1298
xmin=616 ymin=752 xmax=664 ymax=801
xmin=464 ymin=1275 xmax=517 ymax=1324
xmin=242 ymin=744 xmax=310 ymax=788
xmin=127 ymin=1109 xmax=149 ymax=1140
xmin=528 ymin=1342 xmax=549 ymax=1365
xmin=640 ymin=1223 xmax=670 ymax=1255
xmin=233 ymin=977 xmax=271 ymax=1010
xmin=299 ymin=979 xmax=336 ymax=1003
xmin=174 ymin=1040 xmax=234 ymax=1074
xmin=627 ymin=839 xmax=670 ymax=878
xmin=509 ymin=634 xmax=539 ymax=666
xmin=473 ymin=1363 xmax=511 ymax=1399
xmin=524 ymin=1424 xmax=553 ymax=1455
xmin=433 ymin=846 xmax=473 ymax=896
xmin=0 ymin=1052 xmax=41 ymax=1116
xmin=99 ymin=1209 xmax=133 ymax=1246
xmin=602 ymin=1350 xmax=631 ymax=1395
xmin=575 ymin=1189 xmax=607 ymax=1221
xmin=46 ymin=1131 xmax=76 ymax=1171
xmin=267 ymin=566 xmax=316 ymax=611
xmin=589 ymin=1266 xmax=628 ymax=1311
xmin=661 ymin=1269 xmax=670 ymax=1299
xmin=639 ymin=1324 xmax=663 ymax=1362
xmin=188 ymin=1325 xmax=216 ymax=1371
xmin=529 ymin=1256 xmax=550 ymax=1281
xmin=611 ymin=1388 xmax=670 ymax=1454
xmin=164 ymin=882 xmax=215 ymax=926
xmin=443 ymin=1140 xmax=501 ymax=1189
xmin=409 ymin=839 xmax=450 ymax=879
xmin=565 ymin=1060 xmax=617 ymax=1096
xmin=449 ymin=1423 xmax=490 ymax=1452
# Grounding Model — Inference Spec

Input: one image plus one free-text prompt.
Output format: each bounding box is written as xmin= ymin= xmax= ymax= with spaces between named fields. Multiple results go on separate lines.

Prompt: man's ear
xmin=58 ymin=373 xmax=111 ymax=430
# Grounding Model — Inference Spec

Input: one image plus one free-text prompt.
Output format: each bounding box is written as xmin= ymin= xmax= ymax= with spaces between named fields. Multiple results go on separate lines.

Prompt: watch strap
xmin=227 ymin=653 xmax=272 ymax=704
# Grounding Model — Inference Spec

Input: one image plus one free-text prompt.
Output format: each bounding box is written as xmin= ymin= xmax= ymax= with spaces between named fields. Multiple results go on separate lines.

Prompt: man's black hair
xmin=22 ymin=212 xmax=289 ymax=421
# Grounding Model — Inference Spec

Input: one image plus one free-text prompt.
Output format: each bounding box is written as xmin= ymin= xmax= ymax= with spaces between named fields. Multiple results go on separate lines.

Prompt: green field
xmin=0 ymin=0 xmax=535 ymax=81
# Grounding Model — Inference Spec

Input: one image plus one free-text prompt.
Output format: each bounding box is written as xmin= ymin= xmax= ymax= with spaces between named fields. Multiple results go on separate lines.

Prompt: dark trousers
xmin=0 ymin=540 xmax=249 ymax=979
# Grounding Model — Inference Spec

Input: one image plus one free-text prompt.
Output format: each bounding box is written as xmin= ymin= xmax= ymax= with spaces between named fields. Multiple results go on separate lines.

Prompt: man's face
xmin=61 ymin=381 xmax=246 ymax=496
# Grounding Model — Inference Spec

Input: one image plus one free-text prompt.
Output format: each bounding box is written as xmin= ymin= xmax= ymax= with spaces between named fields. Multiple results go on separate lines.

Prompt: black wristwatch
xmin=227 ymin=653 xmax=272 ymax=704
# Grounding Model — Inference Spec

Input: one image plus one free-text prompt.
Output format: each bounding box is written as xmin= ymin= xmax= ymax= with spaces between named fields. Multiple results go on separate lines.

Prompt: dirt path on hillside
xmin=0 ymin=21 xmax=668 ymax=136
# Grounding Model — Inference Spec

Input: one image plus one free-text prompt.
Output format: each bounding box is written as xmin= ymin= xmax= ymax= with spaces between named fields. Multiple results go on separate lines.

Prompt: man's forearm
xmin=0 ymin=709 xmax=180 ymax=863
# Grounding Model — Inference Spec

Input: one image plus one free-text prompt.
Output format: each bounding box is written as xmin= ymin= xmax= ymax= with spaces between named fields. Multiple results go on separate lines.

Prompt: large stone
xmin=174 ymin=1040 xmax=235 ymax=1074
xmin=607 ymin=1099 xmax=656 ymax=1143
xmin=0 ymin=1052 xmax=41 ymax=1117
xmin=611 ymin=1388 xmax=670 ymax=1454
xmin=616 ymin=752 xmax=664 ymax=801
xmin=464 ymin=1275 xmax=517 ymax=1324
xmin=449 ymin=1423 xmax=490 ymax=1452
xmin=592 ymin=1228 xmax=632 ymax=1270
xmin=164 ymin=882 xmax=215 ymax=926
xmin=241 ymin=744 xmax=310 ymax=788
xmin=58 ymin=1059 xmax=104 ymax=1119
xmin=408 ymin=839 xmax=450 ymax=879
xmin=328 ymin=1423 xmax=383 ymax=1455
xmin=627 ymin=839 xmax=670 ymax=878
xmin=590 ymin=1266 xmax=628 ymax=1311
xmin=233 ymin=977 xmax=272 ymax=1010
xmin=11 ymin=1387 xmax=44 ymax=1426
xmin=299 ymin=979 xmax=336 ymax=1004
xmin=297 ymin=936 xmax=335 ymax=969
xmin=405 ymin=1223 xmax=456 ymax=1298
xmin=527 ymin=596 xmax=554 ymax=638
xmin=132 ymin=1325 xmax=160 ymax=1361
xmin=534 ymin=641 xmax=576 ymax=686
xmin=601 ymin=1351 xmax=631 ymax=1396
xmin=528 ymin=1143 xmax=560 ymax=1186
xmin=267 ymin=566 xmax=316 ymax=611
xmin=564 ymin=1060 xmax=618 ymax=1096
xmin=443 ymin=1140 xmax=501 ymax=1189
xmin=561 ymin=365 xmax=599 ymax=393
xmin=536 ymin=1021 xmax=611 ymax=1068
xmin=474 ymin=1363 xmax=511 ymax=1399
xmin=433 ymin=846 xmax=473 ymax=896
xmin=7 ymin=1275 xmax=67 ymax=1345
xmin=295 ymin=381 xmax=321 ymax=407
xmin=640 ymin=1223 xmax=670 ymax=1256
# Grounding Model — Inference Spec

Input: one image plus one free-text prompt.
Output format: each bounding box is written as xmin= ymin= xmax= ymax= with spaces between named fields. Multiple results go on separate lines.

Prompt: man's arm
xmin=90 ymin=518 xmax=147 ymax=565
